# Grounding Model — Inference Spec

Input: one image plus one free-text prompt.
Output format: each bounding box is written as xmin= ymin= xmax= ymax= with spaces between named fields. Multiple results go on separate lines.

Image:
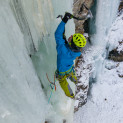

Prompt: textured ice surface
xmin=0 ymin=0 xmax=75 ymax=123
xmin=90 ymin=0 xmax=120 ymax=47
xmin=0 ymin=1 xmax=48 ymax=123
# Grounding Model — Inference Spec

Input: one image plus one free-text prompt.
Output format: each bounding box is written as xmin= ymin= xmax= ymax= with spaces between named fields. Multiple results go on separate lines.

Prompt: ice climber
xmin=55 ymin=13 xmax=86 ymax=99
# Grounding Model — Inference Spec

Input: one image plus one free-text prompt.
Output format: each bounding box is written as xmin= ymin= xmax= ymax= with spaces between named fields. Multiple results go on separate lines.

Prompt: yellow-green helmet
xmin=73 ymin=33 xmax=86 ymax=47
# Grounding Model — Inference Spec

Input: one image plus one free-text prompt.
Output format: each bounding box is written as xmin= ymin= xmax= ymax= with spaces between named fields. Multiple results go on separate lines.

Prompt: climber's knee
xmin=59 ymin=78 xmax=74 ymax=98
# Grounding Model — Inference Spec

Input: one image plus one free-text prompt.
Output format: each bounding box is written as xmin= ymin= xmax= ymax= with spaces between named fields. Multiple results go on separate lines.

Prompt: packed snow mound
xmin=74 ymin=59 xmax=123 ymax=123
xmin=107 ymin=12 xmax=123 ymax=52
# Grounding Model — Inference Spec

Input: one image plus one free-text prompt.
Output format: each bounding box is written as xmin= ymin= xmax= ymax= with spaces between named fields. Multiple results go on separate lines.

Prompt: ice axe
xmin=57 ymin=12 xmax=88 ymax=21
xmin=57 ymin=2 xmax=93 ymax=20
xmin=78 ymin=2 xmax=93 ymax=19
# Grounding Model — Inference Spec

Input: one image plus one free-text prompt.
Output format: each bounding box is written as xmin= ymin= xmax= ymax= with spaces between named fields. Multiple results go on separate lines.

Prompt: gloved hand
xmin=62 ymin=12 xmax=73 ymax=23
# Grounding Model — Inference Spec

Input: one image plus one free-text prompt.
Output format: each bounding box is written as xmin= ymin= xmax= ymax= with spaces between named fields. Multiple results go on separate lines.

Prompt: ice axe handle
xmin=57 ymin=12 xmax=86 ymax=21
xmin=57 ymin=15 xmax=63 ymax=19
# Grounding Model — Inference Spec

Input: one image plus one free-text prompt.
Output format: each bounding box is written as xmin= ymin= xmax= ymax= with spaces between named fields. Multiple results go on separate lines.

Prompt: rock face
xmin=108 ymin=41 xmax=123 ymax=62
xmin=73 ymin=0 xmax=94 ymax=112
xmin=119 ymin=0 xmax=123 ymax=11
xmin=73 ymin=0 xmax=94 ymax=33
xmin=74 ymin=55 xmax=89 ymax=112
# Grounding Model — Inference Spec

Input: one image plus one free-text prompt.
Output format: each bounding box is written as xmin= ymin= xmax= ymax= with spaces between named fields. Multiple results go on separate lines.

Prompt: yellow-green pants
xmin=56 ymin=68 xmax=78 ymax=98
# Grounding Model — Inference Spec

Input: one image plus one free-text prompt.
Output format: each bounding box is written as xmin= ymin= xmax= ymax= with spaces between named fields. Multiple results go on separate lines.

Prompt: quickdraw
xmin=46 ymin=73 xmax=56 ymax=91
xmin=46 ymin=73 xmax=56 ymax=103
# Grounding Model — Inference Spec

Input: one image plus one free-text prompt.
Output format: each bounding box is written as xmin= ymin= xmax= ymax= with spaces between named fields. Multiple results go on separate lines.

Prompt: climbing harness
xmin=55 ymin=65 xmax=74 ymax=76
xmin=46 ymin=73 xmax=56 ymax=103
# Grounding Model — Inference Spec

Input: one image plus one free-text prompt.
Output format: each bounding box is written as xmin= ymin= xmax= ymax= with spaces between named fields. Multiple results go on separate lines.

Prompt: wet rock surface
xmin=73 ymin=0 xmax=93 ymax=112
xmin=73 ymin=0 xmax=94 ymax=33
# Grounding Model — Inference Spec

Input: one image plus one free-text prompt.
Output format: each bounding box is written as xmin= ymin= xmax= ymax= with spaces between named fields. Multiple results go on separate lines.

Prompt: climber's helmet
xmin=69 ymin=33 xmax=86 ymax=52
xmin=73 ymin=33 xmax=86 ymax=47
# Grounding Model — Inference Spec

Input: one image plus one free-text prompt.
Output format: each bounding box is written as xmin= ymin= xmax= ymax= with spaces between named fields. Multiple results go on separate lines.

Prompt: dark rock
xmin=108 ymin=41 xmax=123 ymax=62
xmin=63 ymin=119 xmax=66 ymax=123
xmin=119 ymin=0 xmax=123 ymax=12
xmin=74 ymin=107 xmax=79 ymax=113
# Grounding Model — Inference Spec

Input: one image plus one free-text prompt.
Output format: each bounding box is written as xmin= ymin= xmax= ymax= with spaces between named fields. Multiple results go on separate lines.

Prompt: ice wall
xmin=0 ymin=0 xmax=75 ymax=123
xmin=0 ymin=1 xmax=48 ymax=123
xmin=106 ymin=12 xmax=123 ymax=53
xmin=88 ymin=0 xmax=120 ymax=82
xmin=91 ymin=0 xmax=120 ymax=46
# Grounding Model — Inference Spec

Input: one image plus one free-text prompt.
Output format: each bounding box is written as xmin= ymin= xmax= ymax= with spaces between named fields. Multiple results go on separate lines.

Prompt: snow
xmin=116 ymin=62 xmax=123 ymax=77
xmin=74 ymin=60 xmax=123 ymax=123
xmin=107 ymin=12 xmax=123 ymax=52
xmin=107 ymin=14 xmax=123 ymax=51
xmin=74 ymin=6 xmax=123 ymax=123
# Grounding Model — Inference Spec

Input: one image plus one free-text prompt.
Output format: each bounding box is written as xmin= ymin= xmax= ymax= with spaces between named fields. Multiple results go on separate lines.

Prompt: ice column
xmin=89 ymin=0 xmax=120 ymax=82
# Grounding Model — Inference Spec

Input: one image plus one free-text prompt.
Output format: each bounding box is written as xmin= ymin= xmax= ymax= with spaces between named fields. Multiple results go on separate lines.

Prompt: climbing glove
xmin=62 ymin=12 xmax=73 ymax=23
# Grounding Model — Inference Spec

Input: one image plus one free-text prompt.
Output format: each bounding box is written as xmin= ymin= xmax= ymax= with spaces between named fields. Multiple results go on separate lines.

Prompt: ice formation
xmin=0 ymin=0 xmax=75 ymax=123
xmin=0 ymin=0 xmax=122 ymax=123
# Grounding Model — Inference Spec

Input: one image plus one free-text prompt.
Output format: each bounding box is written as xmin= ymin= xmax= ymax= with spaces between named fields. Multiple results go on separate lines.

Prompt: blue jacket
xmin=55 ymin=21 xmax=81 ymax=72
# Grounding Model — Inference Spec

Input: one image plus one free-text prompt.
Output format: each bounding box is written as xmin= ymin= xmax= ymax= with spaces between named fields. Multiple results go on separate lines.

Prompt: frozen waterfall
xmin=0 ymin=0 xmax=121 ymax=123
xmin=0 ymin=0 xmax=75 ymax=123
xmin=88 ymin=0 xmax=120 ymax=83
